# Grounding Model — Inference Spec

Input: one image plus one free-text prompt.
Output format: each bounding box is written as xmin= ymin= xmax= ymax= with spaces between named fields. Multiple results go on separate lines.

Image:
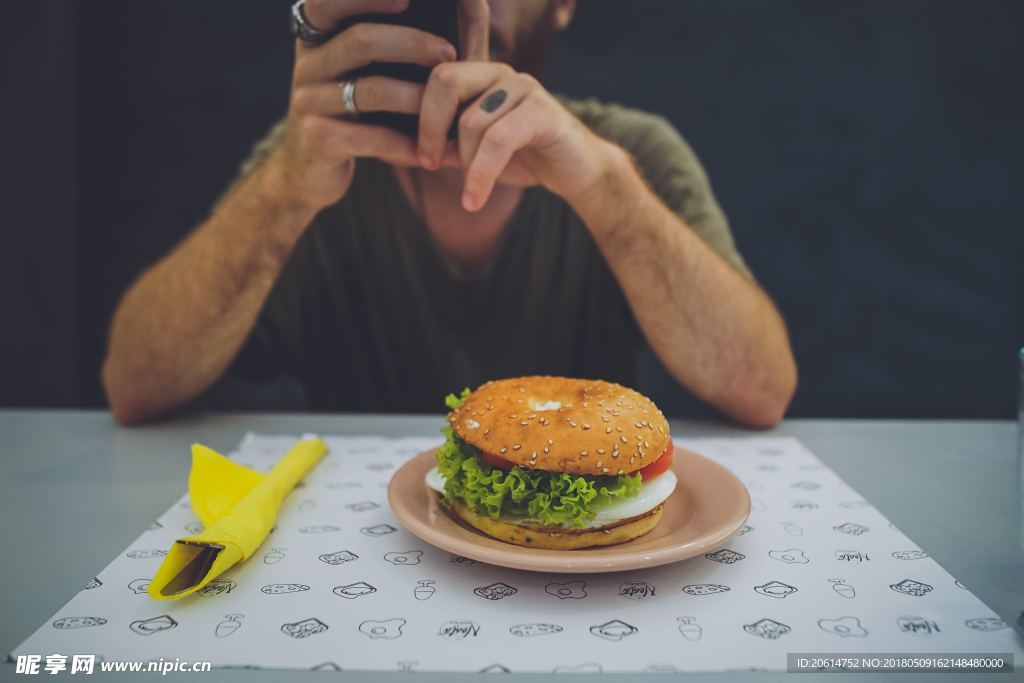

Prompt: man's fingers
xmin=417 ymin=61 xmax=513 ymax=168
xmin=293 ymin=77 xmax=424 ymax=117
xmin=349 ymin=76 xmax=425 ymax=114
xmin=302 ymin=116 xmax=420 ymax=166
xmin=297 ymin=23 xmax=456 ymax=84
xmin=462 ymin=100 xmax=542 ymax=212
xmin=456 ymin=75 xmax=532 ymax=173
xmin=302 ymin=0 xmax=408 ymax=33
xmin=339 ymin=122 xmax=419 ymax=165
xmin=458 ymin=0 xmax=490 ymax=61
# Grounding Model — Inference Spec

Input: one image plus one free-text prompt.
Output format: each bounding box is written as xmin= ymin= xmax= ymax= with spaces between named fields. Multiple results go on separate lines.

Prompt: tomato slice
xmin=480 ymin=450 xmax=516 ymax=470
xmin=638 ymin=440 xmax=674 ymax=480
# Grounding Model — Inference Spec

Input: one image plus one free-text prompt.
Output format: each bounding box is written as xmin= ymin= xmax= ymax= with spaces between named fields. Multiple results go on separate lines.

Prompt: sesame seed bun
xmin=448 ymin=376 xmax=670 ymax=476
xmin=448 ymin=498 xmax=664 ymax=549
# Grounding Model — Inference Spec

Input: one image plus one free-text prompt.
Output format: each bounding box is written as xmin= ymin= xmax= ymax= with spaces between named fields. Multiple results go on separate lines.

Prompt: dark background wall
xmin=2 ymin=0 xmax=1021 ymax=418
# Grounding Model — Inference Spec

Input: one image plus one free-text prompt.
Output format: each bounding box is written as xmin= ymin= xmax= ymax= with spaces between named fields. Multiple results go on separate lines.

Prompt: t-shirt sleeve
xmin=567 ymin=99 xmax=752 ymax=278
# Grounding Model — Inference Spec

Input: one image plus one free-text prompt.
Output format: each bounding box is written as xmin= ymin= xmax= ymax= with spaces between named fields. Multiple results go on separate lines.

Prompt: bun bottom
xmin=446 ymin=498 xmax=664 ymax=550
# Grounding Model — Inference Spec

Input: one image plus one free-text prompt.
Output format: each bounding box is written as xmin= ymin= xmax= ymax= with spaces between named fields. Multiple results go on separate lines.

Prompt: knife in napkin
xmin=147 ymin=436 xmax=327 ymax=600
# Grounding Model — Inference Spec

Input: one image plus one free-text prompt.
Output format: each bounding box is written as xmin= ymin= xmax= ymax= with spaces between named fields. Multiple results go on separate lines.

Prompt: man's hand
xmin=269 ymin=0 xmax=463 ymax=211
xmin=417 ymin=61 xmax=621 ymax=212
xmin=102 ymin=0 xmax=496 ymax=424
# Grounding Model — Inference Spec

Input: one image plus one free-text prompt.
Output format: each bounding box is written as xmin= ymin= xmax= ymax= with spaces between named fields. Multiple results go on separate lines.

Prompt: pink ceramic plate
xmin=387 ymin=445 xmax=750 ymax=573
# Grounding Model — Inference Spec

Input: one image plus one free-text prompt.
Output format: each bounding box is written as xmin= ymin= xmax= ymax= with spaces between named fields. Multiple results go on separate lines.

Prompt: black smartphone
xmin=333 ymin=0 xmax=460 ymax=137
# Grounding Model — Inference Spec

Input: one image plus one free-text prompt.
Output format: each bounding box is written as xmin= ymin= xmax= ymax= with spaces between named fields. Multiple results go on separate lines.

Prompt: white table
xmin=1 ymin=410 xmax=1021 ymax=682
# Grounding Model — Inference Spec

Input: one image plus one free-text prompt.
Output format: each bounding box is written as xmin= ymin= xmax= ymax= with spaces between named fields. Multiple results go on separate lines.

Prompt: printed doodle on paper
xmin=13 ymin=433 xmax=1021 ymax=675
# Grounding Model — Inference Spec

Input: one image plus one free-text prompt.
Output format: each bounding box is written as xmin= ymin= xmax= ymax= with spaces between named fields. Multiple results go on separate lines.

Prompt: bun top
xmin=448 ymin=376 xmax=670 ymax=476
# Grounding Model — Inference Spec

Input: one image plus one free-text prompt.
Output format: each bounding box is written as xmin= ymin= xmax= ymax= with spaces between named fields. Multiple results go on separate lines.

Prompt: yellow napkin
xmin=147 ymin=437 xmax=327 ymax=600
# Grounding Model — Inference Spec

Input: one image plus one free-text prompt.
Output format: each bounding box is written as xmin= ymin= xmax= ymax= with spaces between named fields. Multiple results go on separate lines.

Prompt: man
xmin=102 ymin=0 xmax=797 ymax=426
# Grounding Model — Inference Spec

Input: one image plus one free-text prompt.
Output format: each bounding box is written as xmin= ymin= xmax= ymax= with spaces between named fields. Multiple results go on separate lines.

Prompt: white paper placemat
xmin=11 ymin=433 xmax=1021 ymax=673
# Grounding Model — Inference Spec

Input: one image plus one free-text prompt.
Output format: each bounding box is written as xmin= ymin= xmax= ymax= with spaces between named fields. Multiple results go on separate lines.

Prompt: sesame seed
xmin=509 ymin=413 xmax=518 ymax=419
xmin=580 ymin=450 xmax=588 ymax=456
xmin=520 ymin=421 xmax=528 ymax=426
xmin=548 ymin=438 xmax=554 ymax=445
xmin=484 ymin=428 xmax=490 ymax=435
xmin=635 ymin=422 xmax=643 ymax=428
xmin=644 ymin=440 xmax=650 ymax=448
xmin=602 ymin=529 xmax=611 ymax=534
xmin=617 ymin=469 xmax=624 ymax=475
xmin=597 ymin=448 xmax=606 ymax=454
xmin=596 ymin=460 xmax=603 ymax=468
xmin=605 ymin=427 xmax=612 ymax=433
xmin=543 ymin=447 xmax=549 ymax=453
xmin=616 ymin=427 xmax=623 ymax=432
xmin=602 ymin=467 xmax=610 ymax=473
xmin=582 ymin=423 xmax=591 ymax=430
xmin=611 ymin=452 xmax=619 ymax=458
xmin=620 ymin=436 xmax=628 ymax=443
xmin=532 ymin=451 xmax=537 ymax=459
xmin=601 ymin=416 xmax=610 ymax=422
xmin=568 ymin=420 xmax=577 ymax=427
xmin=513 ymin=444 xmax=521 ymax=450
xmin=500 ymin=447 xmax=508 ymax=454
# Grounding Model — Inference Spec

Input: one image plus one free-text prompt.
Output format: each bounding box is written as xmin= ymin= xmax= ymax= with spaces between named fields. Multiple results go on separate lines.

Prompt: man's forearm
xmin=566 ymin=143 xmax=797 ymax=427
xmin=102 ymin=163 xmax=317 ymax=424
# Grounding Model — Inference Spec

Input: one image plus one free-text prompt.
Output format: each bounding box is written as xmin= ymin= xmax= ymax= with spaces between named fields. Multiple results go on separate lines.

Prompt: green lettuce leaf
xmin=436 ymin=421 xmax=642 ymax=529
xmin=444 ymin=388 xmax=472 ymax=411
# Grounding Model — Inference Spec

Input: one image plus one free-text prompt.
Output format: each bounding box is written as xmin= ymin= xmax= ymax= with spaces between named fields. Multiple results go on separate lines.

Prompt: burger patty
xmin=444 ymin=496 xmax=667 ymax=550
xmin=488 ymin=504 xmax=665 ymax=534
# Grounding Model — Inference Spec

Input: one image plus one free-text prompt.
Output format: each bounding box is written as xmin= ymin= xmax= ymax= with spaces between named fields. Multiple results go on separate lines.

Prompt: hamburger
xmin=425 ymin=376 xmax=677 ymax=549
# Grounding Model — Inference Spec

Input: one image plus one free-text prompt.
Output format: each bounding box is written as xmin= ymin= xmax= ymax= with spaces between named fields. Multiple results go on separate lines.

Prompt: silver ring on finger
xmin=290 ymin=0 xmax=330 ymax=46
xmin=339 ymin=79 xmax=360 ymax=117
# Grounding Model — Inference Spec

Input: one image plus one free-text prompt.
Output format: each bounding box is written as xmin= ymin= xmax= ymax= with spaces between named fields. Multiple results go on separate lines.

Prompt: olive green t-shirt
xmin=228 ymin=98 xmax=749 ymax=412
